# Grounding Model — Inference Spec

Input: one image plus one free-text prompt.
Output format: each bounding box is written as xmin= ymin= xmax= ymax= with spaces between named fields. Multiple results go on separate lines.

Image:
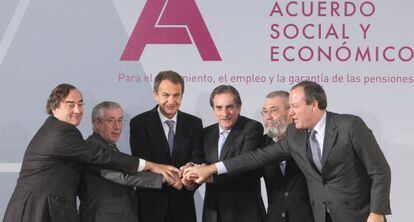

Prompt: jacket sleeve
xmin=51 ymin=126 xmax=140 ymax=174
xmin=350 ymin=116 xmax=391 ymax=215
xmin=98 ymin=169 xmax=163 ymax=189
xmin=213 ymin=121 xmax=265 ymax=183
xmin=223 ymin=130 xmax=291 ymax=177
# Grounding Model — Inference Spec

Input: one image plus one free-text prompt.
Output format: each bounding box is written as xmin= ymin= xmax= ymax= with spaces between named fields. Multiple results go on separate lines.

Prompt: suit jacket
xmin=203 ymin=115 xmax=266 ymax=222
xmin=78 ymin=132 xmax=164 ymax=222
xmin=129 ymin=106 xmax=203 ymax=222
xmin=3 ymin=116 xmax=140 ymax=222
xmin=261 ymin=136 xmax=313 ymax=222
xmin=223 ymin=112 xmax=391 ymax=222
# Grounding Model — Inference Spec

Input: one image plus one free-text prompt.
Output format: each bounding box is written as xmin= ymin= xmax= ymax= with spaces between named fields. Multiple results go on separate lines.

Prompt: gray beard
xmin=264 ymin=127 xmax=279 ymax=139
xmin=264 ymin=120 xmax=288 ymax=139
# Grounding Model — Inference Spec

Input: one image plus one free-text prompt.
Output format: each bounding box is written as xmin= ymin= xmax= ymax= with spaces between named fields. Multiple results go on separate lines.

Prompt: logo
xmin=121 ymin=0 xmax=221 ymax=61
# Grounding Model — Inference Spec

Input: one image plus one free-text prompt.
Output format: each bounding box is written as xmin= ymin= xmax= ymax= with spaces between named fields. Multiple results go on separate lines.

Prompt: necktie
xmin=165 ymin=120 xmax=175 ymax=156
xmin=218 ymin=131 xmax=228 ymax=159
xmin=309 ymin=129 xmax=322 ymax=172
xmin=109 ymin=143 xmax=118 ymax=151
xmin=279 ymin=160 xmax=287 ymax=175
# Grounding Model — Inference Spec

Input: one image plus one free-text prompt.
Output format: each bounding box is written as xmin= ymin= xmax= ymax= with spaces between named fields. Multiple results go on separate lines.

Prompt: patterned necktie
xmin=165 ymin=120 xmax=175 ymax=156
xmin=309 ymin=129 xmax=322 ymax=172
xmin=109 ymin=143 xmax=118 ymax=151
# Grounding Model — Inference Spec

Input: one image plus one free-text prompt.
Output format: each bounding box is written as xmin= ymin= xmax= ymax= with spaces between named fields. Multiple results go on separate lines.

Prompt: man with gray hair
xmin=78 ymin=101 xmax=181 ymax=222
xmin=261 ymin=91 xmax=313 ymax=222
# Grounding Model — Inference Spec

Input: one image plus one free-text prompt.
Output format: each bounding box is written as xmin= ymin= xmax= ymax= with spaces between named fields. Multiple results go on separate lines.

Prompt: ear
xmin=312 ymin=100 xmax=319 ymax=110
xmin=92 ymin=120 xmax=100 ymax=130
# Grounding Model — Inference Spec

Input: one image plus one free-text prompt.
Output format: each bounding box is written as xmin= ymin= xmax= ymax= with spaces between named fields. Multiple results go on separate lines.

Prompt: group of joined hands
xmin=147 ymin=162 xmax=213 ymax=190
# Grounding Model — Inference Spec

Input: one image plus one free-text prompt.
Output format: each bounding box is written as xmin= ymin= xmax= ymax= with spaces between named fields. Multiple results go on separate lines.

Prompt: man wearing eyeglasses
xmin=78 ymin=101 xmax=182 ymax=222
xmin=3 ymin=84 xmax=180 ymax=222
xmin=261 ymin=91 xmax=313 ymax=222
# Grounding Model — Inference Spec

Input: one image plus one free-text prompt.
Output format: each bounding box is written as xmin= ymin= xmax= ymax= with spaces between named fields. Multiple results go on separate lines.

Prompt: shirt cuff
xmin=215 ymin=162 xmax=228 ymax=175
xmin=137 ymin=158 xmax=146 ymax=172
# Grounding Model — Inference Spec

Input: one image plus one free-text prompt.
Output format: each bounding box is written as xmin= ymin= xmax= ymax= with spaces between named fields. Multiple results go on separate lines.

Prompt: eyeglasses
xmin=261 ymin=107 xmax=280 ymax=116
xmin=261 ymin=106 xmax=289 ymax=116
xmin=102 ymin=118 xmax=124 ymax=125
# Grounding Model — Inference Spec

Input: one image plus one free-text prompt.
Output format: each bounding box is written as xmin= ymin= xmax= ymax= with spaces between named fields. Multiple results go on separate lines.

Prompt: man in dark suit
xmin=130 ymin=71 xmax=203 ymax=222
xmin=201 ymin=85 xmax=266 ymax=222
xmin=185 ymin=81 xmax=391 ymax=222
xmin=260 ymin=90 xmax=313 ymax=222
xmin=3 ymin=84 xmax=180 ymax=222
xmin=79 ymin=101 xmax=182 ymax=222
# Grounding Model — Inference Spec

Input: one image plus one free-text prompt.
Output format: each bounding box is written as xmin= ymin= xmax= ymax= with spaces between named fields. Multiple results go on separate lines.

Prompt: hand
xmin=169 ymin=179 xmax=183 ymax=190
xmin=367 ymin=213 xmax=384 ymax=222
xmin=180 ymin=162 xmax=197 ymax=189
xmin=183 ymin=164 xmax=217 ymax=184
xmin=145 ymin=161 xmax=180 ymax=184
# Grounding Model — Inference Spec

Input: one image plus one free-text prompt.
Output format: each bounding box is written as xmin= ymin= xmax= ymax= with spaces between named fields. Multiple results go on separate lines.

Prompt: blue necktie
xmin=165 ymin=120 xmax=175 ymax=156
xmin=309 ymin=129 xmax=322 ymax=172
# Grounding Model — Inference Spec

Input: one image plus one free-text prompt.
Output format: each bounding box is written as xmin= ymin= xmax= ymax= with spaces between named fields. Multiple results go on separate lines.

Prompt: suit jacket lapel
xmin=150 ymin=107 xmax=172 ymax=159
xmin=205 ymin=125 xmax=219 ymax=163
xmin=219 ymin=116 xmax=244 ymax=161
xmin=172 ymin=111 xmax=185 ymax=161
xmin=294 ymin=128 xmax=321 ymax=177
xmin=321 ymin=112 xmax=338 ymax=168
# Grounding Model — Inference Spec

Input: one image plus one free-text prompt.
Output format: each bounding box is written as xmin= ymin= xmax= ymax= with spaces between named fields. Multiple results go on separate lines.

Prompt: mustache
xmin=220 ymin=116 xmax=232 ymax=121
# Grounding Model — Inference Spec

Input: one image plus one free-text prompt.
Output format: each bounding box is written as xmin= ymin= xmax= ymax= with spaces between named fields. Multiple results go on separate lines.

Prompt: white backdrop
xmin=1 ymin=1 xmax=413 ymax=221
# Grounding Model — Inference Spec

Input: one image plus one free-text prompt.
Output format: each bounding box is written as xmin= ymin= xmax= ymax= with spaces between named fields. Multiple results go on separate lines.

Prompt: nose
xmin=113 ymin=121 xmax=122 ymax=129
xmin=222 ymin=108 xmax=231 ymax=117
xmin=73 ymin=104 xmax=80 ymax=114
xmin=167 ymin=96 xmax=175 ymax=105
xmin=264 ymin=113 xmax=273 ymax=120
xmin=288 ymin=107 xmax=294 ymax=116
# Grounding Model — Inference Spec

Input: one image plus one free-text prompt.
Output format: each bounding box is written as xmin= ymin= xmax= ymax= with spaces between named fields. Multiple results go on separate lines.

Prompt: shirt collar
xmin=219 ymin=125 xmax=231 ymax=134
xmin=313 ymin=110 xmax=327 ymax=134
xmin=157 ymin=106 xmax=178 ymax=123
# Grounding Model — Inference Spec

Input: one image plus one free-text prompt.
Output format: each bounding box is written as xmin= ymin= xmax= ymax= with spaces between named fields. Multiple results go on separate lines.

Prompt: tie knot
xmin=310 ymin=129 xmax=317 ymax=138
xmin=165 ymin=120 xmax=175 ymax=128
xmin=220 ymin=130 xmax=229 ymax=136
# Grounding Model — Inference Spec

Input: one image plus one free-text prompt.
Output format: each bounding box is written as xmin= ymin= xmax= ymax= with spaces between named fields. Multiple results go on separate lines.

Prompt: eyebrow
xmin=263 ymin=106 xmax=279 ymax=109
xmin=63 ymin=100 xmax=83 ymax=103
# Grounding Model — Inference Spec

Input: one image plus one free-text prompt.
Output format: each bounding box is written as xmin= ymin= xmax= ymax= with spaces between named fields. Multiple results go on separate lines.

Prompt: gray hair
xmin=266 ymin=90 xmax=290 ymax=110
xmin=91 ymin=101 xmax=122 ymax=124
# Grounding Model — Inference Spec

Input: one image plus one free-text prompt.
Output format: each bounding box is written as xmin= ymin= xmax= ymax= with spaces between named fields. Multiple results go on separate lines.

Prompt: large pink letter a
xmin=121 ymin=0 xmax=221 ymax=61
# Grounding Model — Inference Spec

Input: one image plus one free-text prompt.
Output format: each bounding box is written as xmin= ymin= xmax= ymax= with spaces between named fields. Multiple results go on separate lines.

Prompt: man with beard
xmin=184 ymin=81 xmax=391 ymax=222
xmin=261 ymin=91 xmax=313 ymax=222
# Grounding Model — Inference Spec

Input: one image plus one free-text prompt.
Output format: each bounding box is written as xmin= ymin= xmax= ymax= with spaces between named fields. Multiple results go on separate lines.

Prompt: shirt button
xmin=284 ymin=192 xmax=289 ymax=197
xmin=281 ymin=212 xmax=286 ymax=217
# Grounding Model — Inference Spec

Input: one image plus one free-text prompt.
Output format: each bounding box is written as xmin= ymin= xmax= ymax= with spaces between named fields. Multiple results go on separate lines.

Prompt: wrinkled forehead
xmin=102 ymin=107 xmax=124 ymax=118
xmin=63 ymin=89 xmax=83 ymax=102
xmin=264 ymin=97 xmax=288 ymax=108
xmin=213 ymin=93 xmax=237 ymax=106
xmin=289 ymin=87 xmax=305 ymax=103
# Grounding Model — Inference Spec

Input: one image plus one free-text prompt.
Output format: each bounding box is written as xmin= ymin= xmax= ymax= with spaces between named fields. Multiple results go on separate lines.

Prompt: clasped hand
xmin=148 ymin=162 xmax=214 ymax=190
